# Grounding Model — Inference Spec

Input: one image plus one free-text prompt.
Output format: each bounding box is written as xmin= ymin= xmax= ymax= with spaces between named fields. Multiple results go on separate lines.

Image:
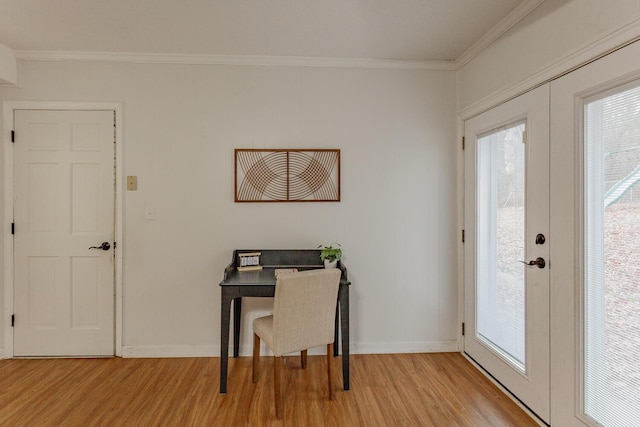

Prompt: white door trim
xmin=2 ymin=101 xmax=124 ymax=358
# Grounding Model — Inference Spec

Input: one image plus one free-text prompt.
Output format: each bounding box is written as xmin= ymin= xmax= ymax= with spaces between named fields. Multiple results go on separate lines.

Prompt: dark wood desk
xmin=219 ymin=249 xmax=351 ymax=394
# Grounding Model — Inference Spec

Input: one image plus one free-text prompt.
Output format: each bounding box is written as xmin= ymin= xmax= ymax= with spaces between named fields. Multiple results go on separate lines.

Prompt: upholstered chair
xmin=252 ymin=268 xmax=341 ymax=419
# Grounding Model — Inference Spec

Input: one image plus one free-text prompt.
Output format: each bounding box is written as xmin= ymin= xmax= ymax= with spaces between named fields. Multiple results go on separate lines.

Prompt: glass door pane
xmin=477 ymin=122 xmax=526 ymax=369
xmin=584 ymin=83 xmax=640 ymax=426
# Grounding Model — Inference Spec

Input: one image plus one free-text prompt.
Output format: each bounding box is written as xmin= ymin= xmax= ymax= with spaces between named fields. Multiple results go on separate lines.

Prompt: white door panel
xmin=464 ymin=85 xmax=550 ymax=423
xmin=13 ymin=110 xmax=115 ymax=357
xmin=550 ymin=40 xmax=640 ymax=427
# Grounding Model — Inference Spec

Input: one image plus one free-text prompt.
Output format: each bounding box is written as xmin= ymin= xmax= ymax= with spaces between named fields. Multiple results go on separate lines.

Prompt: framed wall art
xmin=234 ymin=149 xmax=340 ymax=202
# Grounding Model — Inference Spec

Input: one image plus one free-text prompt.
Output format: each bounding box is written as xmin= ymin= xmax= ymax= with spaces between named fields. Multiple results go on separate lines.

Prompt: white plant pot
xmin=324 ymin=259 xmax=338 ymax=269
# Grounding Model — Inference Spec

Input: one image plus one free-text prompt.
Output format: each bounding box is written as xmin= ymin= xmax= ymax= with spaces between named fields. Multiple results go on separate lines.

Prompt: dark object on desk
xmin=219 ymin=249 xmax=351 ymax=394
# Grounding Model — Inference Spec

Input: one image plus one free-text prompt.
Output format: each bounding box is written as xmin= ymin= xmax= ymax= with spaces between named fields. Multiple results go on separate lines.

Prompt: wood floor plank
xmin=0 ymin=353 xmax=538 ymax=426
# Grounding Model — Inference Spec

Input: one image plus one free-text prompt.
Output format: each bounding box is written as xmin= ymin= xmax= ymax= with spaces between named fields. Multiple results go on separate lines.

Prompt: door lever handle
xmin=89 ymin=242 xmax=111 ymax=251
xmin=519 ymin=257 xmax=546 ymax=269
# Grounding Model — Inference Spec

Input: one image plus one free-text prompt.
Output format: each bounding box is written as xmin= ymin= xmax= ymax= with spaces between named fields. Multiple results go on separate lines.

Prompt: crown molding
xmin=11 ymin=1 xmax=545 ymax=72
xmin=14 ymin=50 xmax=456 ymax=71
xmin=454 ymin=0 xmax=545 ymax=69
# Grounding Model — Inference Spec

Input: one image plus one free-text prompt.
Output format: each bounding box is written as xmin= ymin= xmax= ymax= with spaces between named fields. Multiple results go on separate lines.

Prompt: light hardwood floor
xmin=0 ymin=353 xmax=538 ymax=426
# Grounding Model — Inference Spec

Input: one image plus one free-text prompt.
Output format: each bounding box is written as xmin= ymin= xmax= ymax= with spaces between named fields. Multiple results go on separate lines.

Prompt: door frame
xmin=2 ymin=101 xmax=124 ymax=358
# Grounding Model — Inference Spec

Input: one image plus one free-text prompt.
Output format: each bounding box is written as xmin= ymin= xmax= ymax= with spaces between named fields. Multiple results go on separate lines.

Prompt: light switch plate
xmin=145 ymin=207 xmax=155 ymax=220
xmin=127 ymin=176 xmax=137 ymax=191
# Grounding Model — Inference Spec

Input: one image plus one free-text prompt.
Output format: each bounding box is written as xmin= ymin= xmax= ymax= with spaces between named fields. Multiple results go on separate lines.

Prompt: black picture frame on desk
xmin=218 ymin=249 xmax=351 ymax=394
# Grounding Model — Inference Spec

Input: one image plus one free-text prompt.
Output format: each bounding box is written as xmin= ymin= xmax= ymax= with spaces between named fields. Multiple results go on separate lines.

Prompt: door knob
xmin=519 ymin=257 xmax=545 ymax=269
xmin=89 ymin=242 xmax=111 ymax=251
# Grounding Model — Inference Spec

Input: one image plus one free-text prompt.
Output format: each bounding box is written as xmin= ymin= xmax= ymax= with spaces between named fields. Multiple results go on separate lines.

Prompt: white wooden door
xmin=13 ymin=110 xmax=115 ymax=357
xmin=550 ymin=40 xmax=640 ymax=426
xmin=464 ymin=85 xmax=550 ymax=423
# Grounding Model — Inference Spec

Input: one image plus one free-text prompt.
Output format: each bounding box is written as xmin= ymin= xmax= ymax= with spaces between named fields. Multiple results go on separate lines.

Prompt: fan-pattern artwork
xmin=235 ymin=149 xmax=340 ymax=202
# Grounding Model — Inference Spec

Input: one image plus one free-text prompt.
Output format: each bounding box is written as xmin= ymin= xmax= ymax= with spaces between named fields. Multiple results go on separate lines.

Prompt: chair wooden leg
xmin=301 ymin=349 xmax=308 ymax=369
xmin=327 ymin=343 xmax=334 ymax=400
xmin=252 ymin=333 xmax=260 ymax=383
xmin=274 ymin=356 xmax=283 ymax=419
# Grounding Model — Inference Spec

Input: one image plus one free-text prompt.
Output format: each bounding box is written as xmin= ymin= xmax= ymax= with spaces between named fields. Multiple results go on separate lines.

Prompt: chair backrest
xmin=271 ymin=268 xmax=341 ymax=356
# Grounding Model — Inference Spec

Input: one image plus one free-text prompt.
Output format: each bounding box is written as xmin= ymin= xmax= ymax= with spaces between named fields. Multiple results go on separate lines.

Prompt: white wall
xmin=457 ymin=0 xmax=640 ymax=113
xmin=0 ymin=43 xmax=17 ymax=86
xmin=0 ymin=59 xmax=458 ymax=356
xmin=4 ymin=1 xmax=640 ymax=359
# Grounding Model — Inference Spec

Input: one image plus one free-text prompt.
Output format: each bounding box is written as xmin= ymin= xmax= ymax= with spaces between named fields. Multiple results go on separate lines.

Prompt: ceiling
xmin=0 ymin=0 xmax=535 ymax=63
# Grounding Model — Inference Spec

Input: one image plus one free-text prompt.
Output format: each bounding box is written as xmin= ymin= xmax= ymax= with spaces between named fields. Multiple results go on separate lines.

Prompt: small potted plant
xmin=318 ymin=243 xmax=342 ymax=269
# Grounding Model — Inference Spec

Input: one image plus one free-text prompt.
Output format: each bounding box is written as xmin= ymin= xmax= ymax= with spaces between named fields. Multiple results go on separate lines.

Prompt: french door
xmin=464 ymin=85 xmax=550 ymax=423
xmin=465 ymin=39 xmax=640 ymax=426
xmin=550 ymin=40 xmax=640 ymax=426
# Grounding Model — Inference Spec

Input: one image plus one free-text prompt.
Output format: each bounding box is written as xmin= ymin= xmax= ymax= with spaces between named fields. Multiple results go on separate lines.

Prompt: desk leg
xmin=339 ymin=286 xmax=350 ymax=391
xmin=333 ymin=304 xmax=339 ymax=357
xmin=220 ymin=293 xmax=233 ymax=394
xmin=233 ymin=297 xmax=242 ymax=358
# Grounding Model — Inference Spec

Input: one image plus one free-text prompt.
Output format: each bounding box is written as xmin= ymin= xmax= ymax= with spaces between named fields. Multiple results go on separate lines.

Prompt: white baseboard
xmin=352 ymin=340 xmax=459 ymax=354
xmin=120 ymin=340 xmax=459 ymax=358
xmin=121 ymin=345 xmax=217 ymax=358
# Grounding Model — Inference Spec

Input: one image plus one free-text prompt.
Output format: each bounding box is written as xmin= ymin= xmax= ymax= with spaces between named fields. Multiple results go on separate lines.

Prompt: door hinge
xmin=522 ymin=130 xmax=527 ymax=144
xmin=462 ymin=136 xmax=465 ymax=150
xmin=461 ymin=322 xmax=465 ymax=336
xmin=11 ymin=314 xmax=15 ymax=327
xmin=11 ymin=130 xmax=15 ymax=143
xmin=11 ymin=222 xmax=15 ymax=235
xmin=461 ymin=229 xmax=465 ymax=243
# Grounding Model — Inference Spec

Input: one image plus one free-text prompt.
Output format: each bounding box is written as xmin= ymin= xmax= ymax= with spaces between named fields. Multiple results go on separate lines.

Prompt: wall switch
xmin=145 ymin=207 xmax=155 ymax=220
xmin=127 ymin=176 xmax=138 ymax=191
